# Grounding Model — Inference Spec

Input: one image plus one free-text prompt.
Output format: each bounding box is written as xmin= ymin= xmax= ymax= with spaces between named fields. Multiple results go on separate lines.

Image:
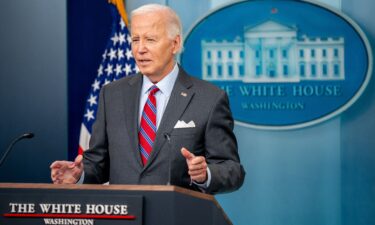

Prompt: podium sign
xmin=0 ymin=185 xmax=143 ymax=225
xmin=0 ymin=183 xmax=232 ymax=225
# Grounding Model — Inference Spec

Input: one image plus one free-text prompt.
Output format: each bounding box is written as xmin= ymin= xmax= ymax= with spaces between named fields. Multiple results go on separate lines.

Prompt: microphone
xmin=0 ymin=133 xmax=35 ymax=167
xmin=164 ymin=132 xmax=172 ymax=185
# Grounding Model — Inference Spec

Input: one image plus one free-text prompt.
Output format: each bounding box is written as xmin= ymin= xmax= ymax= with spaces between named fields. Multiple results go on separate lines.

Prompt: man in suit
xmin=51 ymin=4 xmax=245 ymax=194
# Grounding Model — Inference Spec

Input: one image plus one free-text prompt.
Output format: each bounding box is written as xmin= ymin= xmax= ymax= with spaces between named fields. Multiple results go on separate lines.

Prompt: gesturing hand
xmin=50 ymin=155 xmax=84 ymax=184
xmin=181 ymin=147 xmax=207 ymax=183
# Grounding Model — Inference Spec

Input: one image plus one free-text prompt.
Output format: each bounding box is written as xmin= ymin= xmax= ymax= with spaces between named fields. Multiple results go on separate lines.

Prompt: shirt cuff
xmin=192 ymin=166 xmax=211 ymax=190
xmin=76 ymin=171 xmax=85 ymax=184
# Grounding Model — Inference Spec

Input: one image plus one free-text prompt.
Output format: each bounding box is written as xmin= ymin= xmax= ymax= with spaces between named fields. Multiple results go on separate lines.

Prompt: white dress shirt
xmin=138 ymin=63 xmax=179 ymax=128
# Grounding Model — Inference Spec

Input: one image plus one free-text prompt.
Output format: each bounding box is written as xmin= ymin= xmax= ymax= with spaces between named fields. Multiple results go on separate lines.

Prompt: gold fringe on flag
xmin=108 ymin=0 xmax=129 ymax=27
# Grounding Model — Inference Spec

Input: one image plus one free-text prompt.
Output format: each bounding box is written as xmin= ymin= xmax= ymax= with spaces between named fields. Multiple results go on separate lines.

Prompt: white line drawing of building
xmin=201 ymin=20 xmax=345 ymax=82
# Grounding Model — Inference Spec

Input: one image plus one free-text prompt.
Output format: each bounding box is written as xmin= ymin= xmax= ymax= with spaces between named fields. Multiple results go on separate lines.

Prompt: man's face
xmin=131 ymin=12 xmax=180 ymax=82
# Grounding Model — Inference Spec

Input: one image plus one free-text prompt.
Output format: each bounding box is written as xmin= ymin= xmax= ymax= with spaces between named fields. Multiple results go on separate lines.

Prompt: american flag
xmin=78 ymin=4 xmax=137 ymax=154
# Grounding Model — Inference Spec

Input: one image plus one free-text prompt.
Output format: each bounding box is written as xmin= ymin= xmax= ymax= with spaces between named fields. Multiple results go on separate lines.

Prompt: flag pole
xmin=108 ymin=0 xmax=129 ymax=27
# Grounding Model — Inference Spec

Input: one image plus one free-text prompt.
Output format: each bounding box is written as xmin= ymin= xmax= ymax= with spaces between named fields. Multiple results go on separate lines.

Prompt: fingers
xmin=181 ymin=148 xmax=195 ymax=160
xmin=190 ymin=172 xmax=207 ymax=183
xmin=188 ymin=158 xmax=207 ymax=183
xmin=50 ymin=157 xmax=83 ymax=184
xmin=187 ymin=157 xmax=206 ymax=171
xmin=75 ymin=154 xmax=83 ymax=164
xmin=50 ymin=160 xmax=67 ymax=169
xmin=69 ymin=155 xmax=83 ymax=169
xmin=181 ymin=147 xmax=208 ymax=183
xmin=51 ymin=164 xmax=66 ymax=184
xmin=50 ymin=160 xmax=68 ymax=182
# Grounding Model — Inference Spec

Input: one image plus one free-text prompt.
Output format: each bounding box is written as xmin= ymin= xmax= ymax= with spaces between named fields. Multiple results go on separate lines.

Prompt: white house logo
xmin=180 ymin=0 xmax=372 ymax=129
xmin=201 ymin=20 xmax=345 ymax=83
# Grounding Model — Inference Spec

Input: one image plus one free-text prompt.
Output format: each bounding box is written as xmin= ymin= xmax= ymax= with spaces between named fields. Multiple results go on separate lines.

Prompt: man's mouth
xmin=137 ymin=59 xmax=152 ymax=66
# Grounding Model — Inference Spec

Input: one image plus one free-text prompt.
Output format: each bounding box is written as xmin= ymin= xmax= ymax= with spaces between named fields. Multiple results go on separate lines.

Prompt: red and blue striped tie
xmin=138 ymin=85 xmax=159 ymax=166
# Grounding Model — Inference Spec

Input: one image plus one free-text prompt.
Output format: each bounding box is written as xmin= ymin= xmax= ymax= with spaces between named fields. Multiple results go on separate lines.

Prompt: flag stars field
xmin=108 ymin=48 xmax=117 ymax=61
xmin=97 ymin=65 xmax=103 ymax=76
xmin=124 ymin=63 xmax=132 ymax=75
xmin=78 ymin=4 xmax=137 ymax=154
xmin=115 ymin=64 xmax=123 ymax=76
xmin=92 ymin=80 xmax=100 ymax=92
xmin=111 ymin=33 xmax=119 ymax=45
xmin=87 ymin=94 xmax=97 ymax=107
xmin=118 ymin=33 xmax=126 ymax=45
xmin=84 ymin=109 xmax=95 ymax=122
xmin=126 ymin=48 xmax=133 ymax=60
xmin=105 ymin=64 xmax=113 ymax=76
xmin=117 ymin=49 xmax=124 ymax=60
xmin=102 ymin=49 xmax=108 ymax=60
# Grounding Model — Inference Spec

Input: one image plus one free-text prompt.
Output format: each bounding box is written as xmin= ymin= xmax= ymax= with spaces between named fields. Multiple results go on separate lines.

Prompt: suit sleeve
xmin=82 ymin=87 xmax=110 ymax=184
xmin=204 ymin=91 xmax=245 ymax=194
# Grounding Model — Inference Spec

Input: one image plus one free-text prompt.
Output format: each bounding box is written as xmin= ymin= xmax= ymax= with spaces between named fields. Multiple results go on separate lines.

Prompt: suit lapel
xmin=123 ymin=74 xmax=143 ymax=167
xmin=144 ymin=69 xmax=194 ymax=169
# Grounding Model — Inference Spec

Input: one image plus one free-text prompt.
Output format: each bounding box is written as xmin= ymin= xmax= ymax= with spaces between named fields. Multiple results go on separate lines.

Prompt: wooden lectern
xmin=0 ymin=183 xmax=232 ymax=225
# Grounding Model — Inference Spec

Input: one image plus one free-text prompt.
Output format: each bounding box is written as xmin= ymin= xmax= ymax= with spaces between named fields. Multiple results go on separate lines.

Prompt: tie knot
xmin=149 ymin=85 xmax=159 ymax=95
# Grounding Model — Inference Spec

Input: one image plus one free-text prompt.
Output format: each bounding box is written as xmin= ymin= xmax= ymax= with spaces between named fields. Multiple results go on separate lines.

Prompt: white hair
xmin=131 ymin=4 xmax=183 ymax=44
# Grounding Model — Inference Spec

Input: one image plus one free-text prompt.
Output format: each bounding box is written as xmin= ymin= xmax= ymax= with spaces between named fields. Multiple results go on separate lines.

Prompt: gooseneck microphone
xmin=0 ymin=133 xmax=34 ymax=167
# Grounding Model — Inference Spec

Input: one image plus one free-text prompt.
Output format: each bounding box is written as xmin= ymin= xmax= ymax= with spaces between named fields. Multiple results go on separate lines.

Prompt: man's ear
xmin=172 ymin=34 xmax=182 ymax=54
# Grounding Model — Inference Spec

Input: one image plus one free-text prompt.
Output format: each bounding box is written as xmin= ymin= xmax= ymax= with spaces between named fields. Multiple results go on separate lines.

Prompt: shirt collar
xmin=141 ymin=64 xmax=179 ymax=96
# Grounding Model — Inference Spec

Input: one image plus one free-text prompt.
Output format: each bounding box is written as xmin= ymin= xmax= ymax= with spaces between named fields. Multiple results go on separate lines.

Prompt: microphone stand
xmin=164 ymin=133 xmax=172 ymax=185
xmin=0 ymin=133 xmax=34 ymax=167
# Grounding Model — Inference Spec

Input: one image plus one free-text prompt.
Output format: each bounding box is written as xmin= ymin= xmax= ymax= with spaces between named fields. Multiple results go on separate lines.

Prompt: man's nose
xmin=137 ymin=40 xmax=147 ymax=53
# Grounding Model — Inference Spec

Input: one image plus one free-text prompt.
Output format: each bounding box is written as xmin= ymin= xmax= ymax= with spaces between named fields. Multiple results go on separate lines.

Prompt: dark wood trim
xmin=0 ymin=183 xmax=214 ymax=201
